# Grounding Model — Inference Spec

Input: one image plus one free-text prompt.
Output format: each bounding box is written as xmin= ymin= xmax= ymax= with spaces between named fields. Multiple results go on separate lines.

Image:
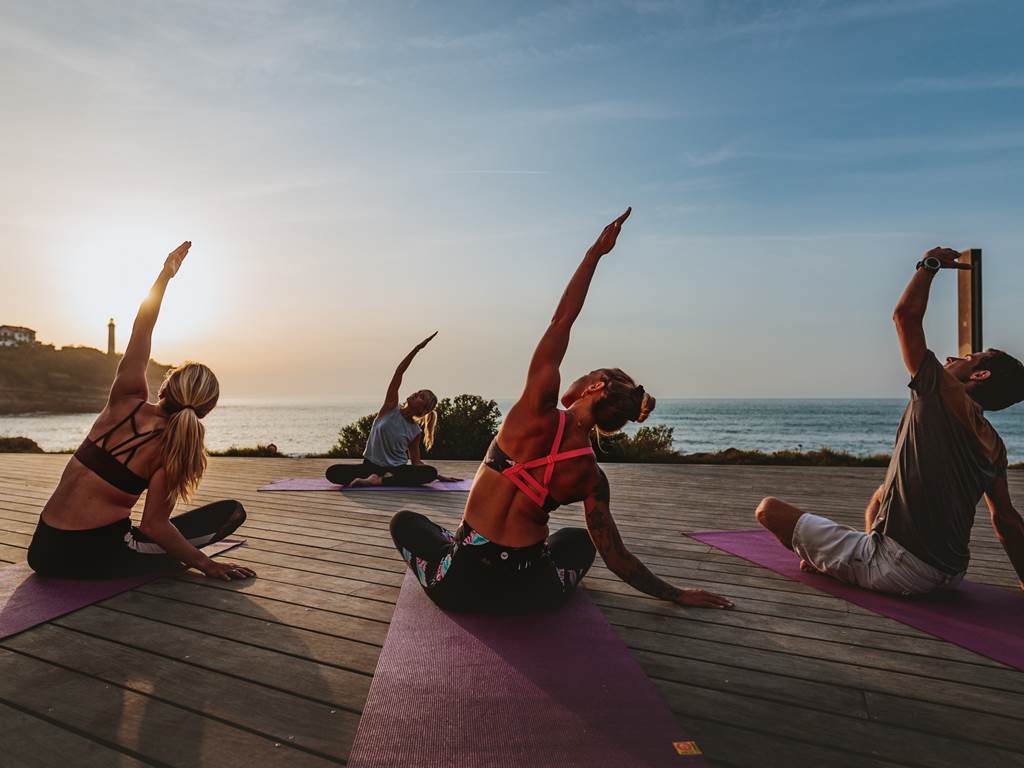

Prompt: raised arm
xmin=380 ymin=332 xmax=437 ymax=416
xmin=983 ymin=475 xmax=1024 ymax=591
xmin=892 ymin=247 xmax=970 ymax=376
xmin=108 ymin=241 xmax=191 ymax=403
xmin=583 ymin=469 xmax=734 ymax=608
xmin=520 ymin=208 xmax=631 ymax=413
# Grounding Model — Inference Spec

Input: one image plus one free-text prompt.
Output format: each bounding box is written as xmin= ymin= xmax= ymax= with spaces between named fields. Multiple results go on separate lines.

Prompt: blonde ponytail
xmin=160 ymin=362 xmax=220 ymax=504
xmin=415 ymin=409 xmax=438 ymax=452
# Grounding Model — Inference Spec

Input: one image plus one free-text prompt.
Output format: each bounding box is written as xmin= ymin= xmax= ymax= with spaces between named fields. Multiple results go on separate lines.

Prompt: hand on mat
xmin=163 ymin=241 xmax=192 ymax=278
xmin=923 ymin=246 xmax=971 ymax=270
xmin=588 ymin=207 xmax=631 ymax=257
xmin=201 ymin=561 xmax=256 ymax=581
xmin=437 ymin=474 xmax=462 ymax=483
xmin=674 ymin=587 xmax=734 ymax=609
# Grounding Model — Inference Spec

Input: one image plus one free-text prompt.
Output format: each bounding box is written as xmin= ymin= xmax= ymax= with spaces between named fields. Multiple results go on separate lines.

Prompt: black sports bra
xmin=74 ymin=400 xmax=163 ymax=495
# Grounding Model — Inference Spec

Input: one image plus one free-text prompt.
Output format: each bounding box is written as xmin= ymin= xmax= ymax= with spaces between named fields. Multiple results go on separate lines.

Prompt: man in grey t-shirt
xmin=755 ymin=247 xmax=1024 ymax=595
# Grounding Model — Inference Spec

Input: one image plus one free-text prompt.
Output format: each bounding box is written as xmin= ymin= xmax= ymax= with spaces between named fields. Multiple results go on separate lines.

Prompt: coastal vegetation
xmin=0 ymin=344 xmax=170 ymax=414
xmin=0 ymin=436 xmax=44 ymax=453
xmin=209 ymin=444 xmax=285 ymax=457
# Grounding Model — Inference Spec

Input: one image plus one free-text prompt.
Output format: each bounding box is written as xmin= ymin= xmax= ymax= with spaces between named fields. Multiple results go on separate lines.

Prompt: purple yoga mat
xmin=0 ymin=539 xmax=244 ymax=641
xmin=689 ymin=529 xmax=1024 ymax=671
xmin=258 ymin=477 xmax=474 ymax=492
xmin=347 ymin=572 xmax=707 ymax=768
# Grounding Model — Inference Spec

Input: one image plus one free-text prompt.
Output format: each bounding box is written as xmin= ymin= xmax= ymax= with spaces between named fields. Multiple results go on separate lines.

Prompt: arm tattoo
xmin=585 ymin=471 xmax=679 ymax=601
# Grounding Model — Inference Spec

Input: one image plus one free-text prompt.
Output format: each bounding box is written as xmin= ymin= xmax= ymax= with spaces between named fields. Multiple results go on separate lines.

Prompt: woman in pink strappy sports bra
xmin=389 ymin=209 xmax=733 ymax=611
xmin=27 ymin=242 xmax=254 ymax=582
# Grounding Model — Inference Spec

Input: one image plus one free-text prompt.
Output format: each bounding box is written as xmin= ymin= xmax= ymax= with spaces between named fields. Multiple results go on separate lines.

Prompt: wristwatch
xmin=916 ymin=256 xmax=941 ymax=273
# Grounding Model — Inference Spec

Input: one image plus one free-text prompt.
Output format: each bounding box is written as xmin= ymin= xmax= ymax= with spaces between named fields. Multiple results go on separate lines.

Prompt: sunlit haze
xmin=3 ymin=1 xmax=1023 ymax=401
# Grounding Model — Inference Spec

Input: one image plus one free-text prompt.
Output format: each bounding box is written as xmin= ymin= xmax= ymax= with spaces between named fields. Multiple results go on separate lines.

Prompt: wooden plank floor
xmin=1 ymin=454 xmax=1022 ymax=767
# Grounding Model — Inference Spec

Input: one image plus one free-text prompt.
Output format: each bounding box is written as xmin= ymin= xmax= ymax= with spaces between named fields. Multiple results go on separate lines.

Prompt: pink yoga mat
xmin=689 ymin=529 xmax=1024 ymax=671
xmin=258 ymin=478 xmax=474 ymax=492
xmin=347 ymin=571 xmax=707 ymax=768
xmin=0 ymin=539 xmax=244 ymax=640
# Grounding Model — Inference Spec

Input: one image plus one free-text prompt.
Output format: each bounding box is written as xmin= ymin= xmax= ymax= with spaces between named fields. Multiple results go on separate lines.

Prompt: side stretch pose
xmin=390 ymin=209 xmax=734 ymax=611
xmin=757 ymin=247 xmax=1024 ymax=595
xmin=326 ymin=333 xmax=459 ymax=487
xmin=27 ymin=242 xmax=254 ymax=581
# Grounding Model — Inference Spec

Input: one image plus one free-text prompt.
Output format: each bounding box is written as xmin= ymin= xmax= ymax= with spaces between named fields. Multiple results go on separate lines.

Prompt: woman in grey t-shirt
xmin=326 ymin=333 xmax=459 ymax=487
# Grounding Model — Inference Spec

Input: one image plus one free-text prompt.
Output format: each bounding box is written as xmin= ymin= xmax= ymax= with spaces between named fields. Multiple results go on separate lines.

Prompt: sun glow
xmin=51 ymin=210 xmax=233 ymax=358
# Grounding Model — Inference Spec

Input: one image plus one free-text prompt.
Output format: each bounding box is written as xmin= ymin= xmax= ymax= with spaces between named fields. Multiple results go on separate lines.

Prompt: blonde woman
xmin=326 ymin=333 xmax=460 ymax=487
xmin=27 ymin=242 xmax=254 ymax=581
xmin=389 ymin=209 xmax=733 ymax=611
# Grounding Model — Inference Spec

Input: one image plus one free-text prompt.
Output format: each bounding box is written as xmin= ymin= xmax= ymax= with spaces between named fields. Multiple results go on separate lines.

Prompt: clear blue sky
xmin=2 ymin=0 xmax=1022 ymax=400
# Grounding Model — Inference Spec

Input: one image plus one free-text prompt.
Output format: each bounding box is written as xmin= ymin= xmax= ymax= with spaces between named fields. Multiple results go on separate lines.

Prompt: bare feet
xmin=799 ymin=559 xmax=819 ymax=574
xmin=349 ymin=474 xmax=384 ymax=488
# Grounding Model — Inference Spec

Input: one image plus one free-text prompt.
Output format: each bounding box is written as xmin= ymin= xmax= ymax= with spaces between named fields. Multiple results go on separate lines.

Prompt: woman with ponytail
xmin=28 ymin=242 xmax=254 ymax=581
xmin=326 ymin=333 xmax=459 ymax=487
xmin=390 ymin=209 xmax=733 ymax=611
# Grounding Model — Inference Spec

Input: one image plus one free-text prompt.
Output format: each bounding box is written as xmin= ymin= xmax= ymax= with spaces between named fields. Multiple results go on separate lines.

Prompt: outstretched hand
xmin=674 ymin=587 xmax=734 ymax=609
xmin=588 ymin=207 xmax=631 ymax=258
xmin=415 ymin=331 xmax=439 ymax=351
xmin=924 ymin=246 xmax=972 ymax=270
xmin=163 ymin=241 xmax=192 ymax=278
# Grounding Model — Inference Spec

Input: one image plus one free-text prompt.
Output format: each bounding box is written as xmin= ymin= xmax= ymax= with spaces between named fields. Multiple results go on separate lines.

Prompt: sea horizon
xmin=5 ymin=397 xmax=1024 ymax=462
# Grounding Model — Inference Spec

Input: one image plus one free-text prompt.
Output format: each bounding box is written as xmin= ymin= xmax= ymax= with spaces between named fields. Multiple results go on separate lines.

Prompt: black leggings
xmin=326 ymin=460 xmax=438 ymax=487
xmin=390 ymin=510 xmax=596 ymax=612
xmin=27 ymin=500 xmax=246 ymax=579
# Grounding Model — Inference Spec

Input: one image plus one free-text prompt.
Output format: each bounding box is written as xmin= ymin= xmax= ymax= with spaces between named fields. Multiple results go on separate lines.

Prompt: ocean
xmin=3 ymin=398 xmax=1024 ymax=462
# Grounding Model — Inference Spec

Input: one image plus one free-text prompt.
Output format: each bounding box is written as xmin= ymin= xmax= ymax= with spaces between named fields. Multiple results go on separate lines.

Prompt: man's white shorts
xmin=791 ymin=513 xmax=964 ymax=596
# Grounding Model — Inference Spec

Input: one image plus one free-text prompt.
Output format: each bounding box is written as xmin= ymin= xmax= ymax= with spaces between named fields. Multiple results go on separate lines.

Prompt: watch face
xmin=924 ymin=256 xmax=942 ymax=270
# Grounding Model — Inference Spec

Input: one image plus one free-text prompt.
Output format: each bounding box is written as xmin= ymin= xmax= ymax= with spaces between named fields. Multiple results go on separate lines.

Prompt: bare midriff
xmin=40 ymin=456 xmax=141 ymax=530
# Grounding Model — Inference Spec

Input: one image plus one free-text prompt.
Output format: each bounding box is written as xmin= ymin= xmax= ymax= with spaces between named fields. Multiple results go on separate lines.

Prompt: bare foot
xmin=799 ymin=559 xmax=819 ymax=574
xmin=349 ymin=474 xmax=383 ymax=488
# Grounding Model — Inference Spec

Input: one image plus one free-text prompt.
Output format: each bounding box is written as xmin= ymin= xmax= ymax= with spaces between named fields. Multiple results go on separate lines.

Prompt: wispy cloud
xmin=441 ymin=170 xmax=550 ymax=175
xmin=889 ymin=74 xmax=1024 ymax=93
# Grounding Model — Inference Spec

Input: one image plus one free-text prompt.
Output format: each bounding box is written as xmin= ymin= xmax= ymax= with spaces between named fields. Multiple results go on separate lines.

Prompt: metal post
xmin=957 ymin=249 xmax=982 ymax=356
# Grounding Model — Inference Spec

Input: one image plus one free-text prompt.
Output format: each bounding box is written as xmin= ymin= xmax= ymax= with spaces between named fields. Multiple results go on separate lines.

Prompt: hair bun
xmin=636 ymin=390 xmax=655 ymax=423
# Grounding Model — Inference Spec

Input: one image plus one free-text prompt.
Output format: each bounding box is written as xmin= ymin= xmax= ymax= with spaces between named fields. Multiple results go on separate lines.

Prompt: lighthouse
xmin=107 ymin=318 xmax=115 ymax=356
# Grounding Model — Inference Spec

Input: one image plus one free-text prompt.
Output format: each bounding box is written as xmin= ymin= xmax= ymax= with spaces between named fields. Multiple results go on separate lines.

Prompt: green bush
xmin=325 ymin=413 xmax=377 ymax=458
xmin=0 ymin=436 xmax=44 ymax=453
xmin=675 ymin=447 xmax=891 ymax=467
xmin=429 ymin=395 xmax=502 ymax=459
xmin=209 ymin=444 xmax=284 ymax=457
xmin=592 ymin=425 xmax=679 ymax=462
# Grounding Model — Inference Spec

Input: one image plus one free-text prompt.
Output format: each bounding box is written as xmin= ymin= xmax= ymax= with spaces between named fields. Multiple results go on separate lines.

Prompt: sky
xmin=2 ymin=0 xmax=1023 ymax=401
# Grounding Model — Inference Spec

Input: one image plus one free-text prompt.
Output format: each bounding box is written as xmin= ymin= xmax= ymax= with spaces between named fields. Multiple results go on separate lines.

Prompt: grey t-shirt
xmin=363 ymin=407 xmax=422 ymax=468
xmin=873 ymin=351 xmax=1008 ymax=575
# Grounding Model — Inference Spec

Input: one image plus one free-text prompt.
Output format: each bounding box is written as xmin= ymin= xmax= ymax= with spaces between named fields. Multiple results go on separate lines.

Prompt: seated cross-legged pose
xmin=390 ymin=208 xmax=734 ymax=612
xmin=326 ymin=333 xmax=459 ymax=488
xmin=756 ymin=247 xmax=1024 ymax=596
xmin=27 ymin=242 xmax=255 ymax=582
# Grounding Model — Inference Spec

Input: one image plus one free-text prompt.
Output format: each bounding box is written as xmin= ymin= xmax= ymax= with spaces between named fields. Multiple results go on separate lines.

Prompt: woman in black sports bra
xmin=389 ymin=209 xmax=733 ymax=611
xmin=27 ymin=242 xmax=254 ymax=581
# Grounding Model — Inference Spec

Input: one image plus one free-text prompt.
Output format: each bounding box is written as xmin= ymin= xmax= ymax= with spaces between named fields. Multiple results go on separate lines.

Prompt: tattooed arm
xmin=583 ymin=469 xmax=734 ymax=608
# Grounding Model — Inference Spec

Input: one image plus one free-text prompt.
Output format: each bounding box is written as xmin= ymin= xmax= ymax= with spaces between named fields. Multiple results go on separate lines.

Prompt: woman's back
xmin=464 ymin=403 xmax=597 ymax=547
xmin=42 ymin=399 xmax=168 ymax=531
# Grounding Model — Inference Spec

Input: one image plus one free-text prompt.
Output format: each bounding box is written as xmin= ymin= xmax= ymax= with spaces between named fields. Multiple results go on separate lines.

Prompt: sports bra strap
xmin=97 ymin=400 xmax=147 ymax=449
xmin=498 ymin=410 xmax=595 ymax=509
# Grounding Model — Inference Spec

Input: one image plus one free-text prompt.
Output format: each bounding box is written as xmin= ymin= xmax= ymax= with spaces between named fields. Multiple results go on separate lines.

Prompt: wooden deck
xmin=1 ymin=454 xmax=1022 ymax=767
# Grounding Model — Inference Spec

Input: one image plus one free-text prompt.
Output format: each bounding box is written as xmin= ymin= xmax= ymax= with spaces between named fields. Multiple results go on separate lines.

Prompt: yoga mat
xmin=347 ymin=572 xmax=707 ymax=768
xmin=689 ymin=529 xmax=1024 ymax=671
xmin=258 ymin=477 xmax=474 ymax=492
xmin=0 ymin=538 xmax=244 ymax=641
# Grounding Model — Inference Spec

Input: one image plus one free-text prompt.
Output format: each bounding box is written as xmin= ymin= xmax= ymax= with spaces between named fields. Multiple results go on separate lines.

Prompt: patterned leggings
xmin=389 ymin=510 xmax=596 ymax=612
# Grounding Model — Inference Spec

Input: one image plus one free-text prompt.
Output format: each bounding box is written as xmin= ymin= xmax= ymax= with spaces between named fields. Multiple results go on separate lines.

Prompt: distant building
xmin=0 ymin=325 xmax=36 ymax=347
xmin=108 ymin=318 xmax=116 ymax=356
